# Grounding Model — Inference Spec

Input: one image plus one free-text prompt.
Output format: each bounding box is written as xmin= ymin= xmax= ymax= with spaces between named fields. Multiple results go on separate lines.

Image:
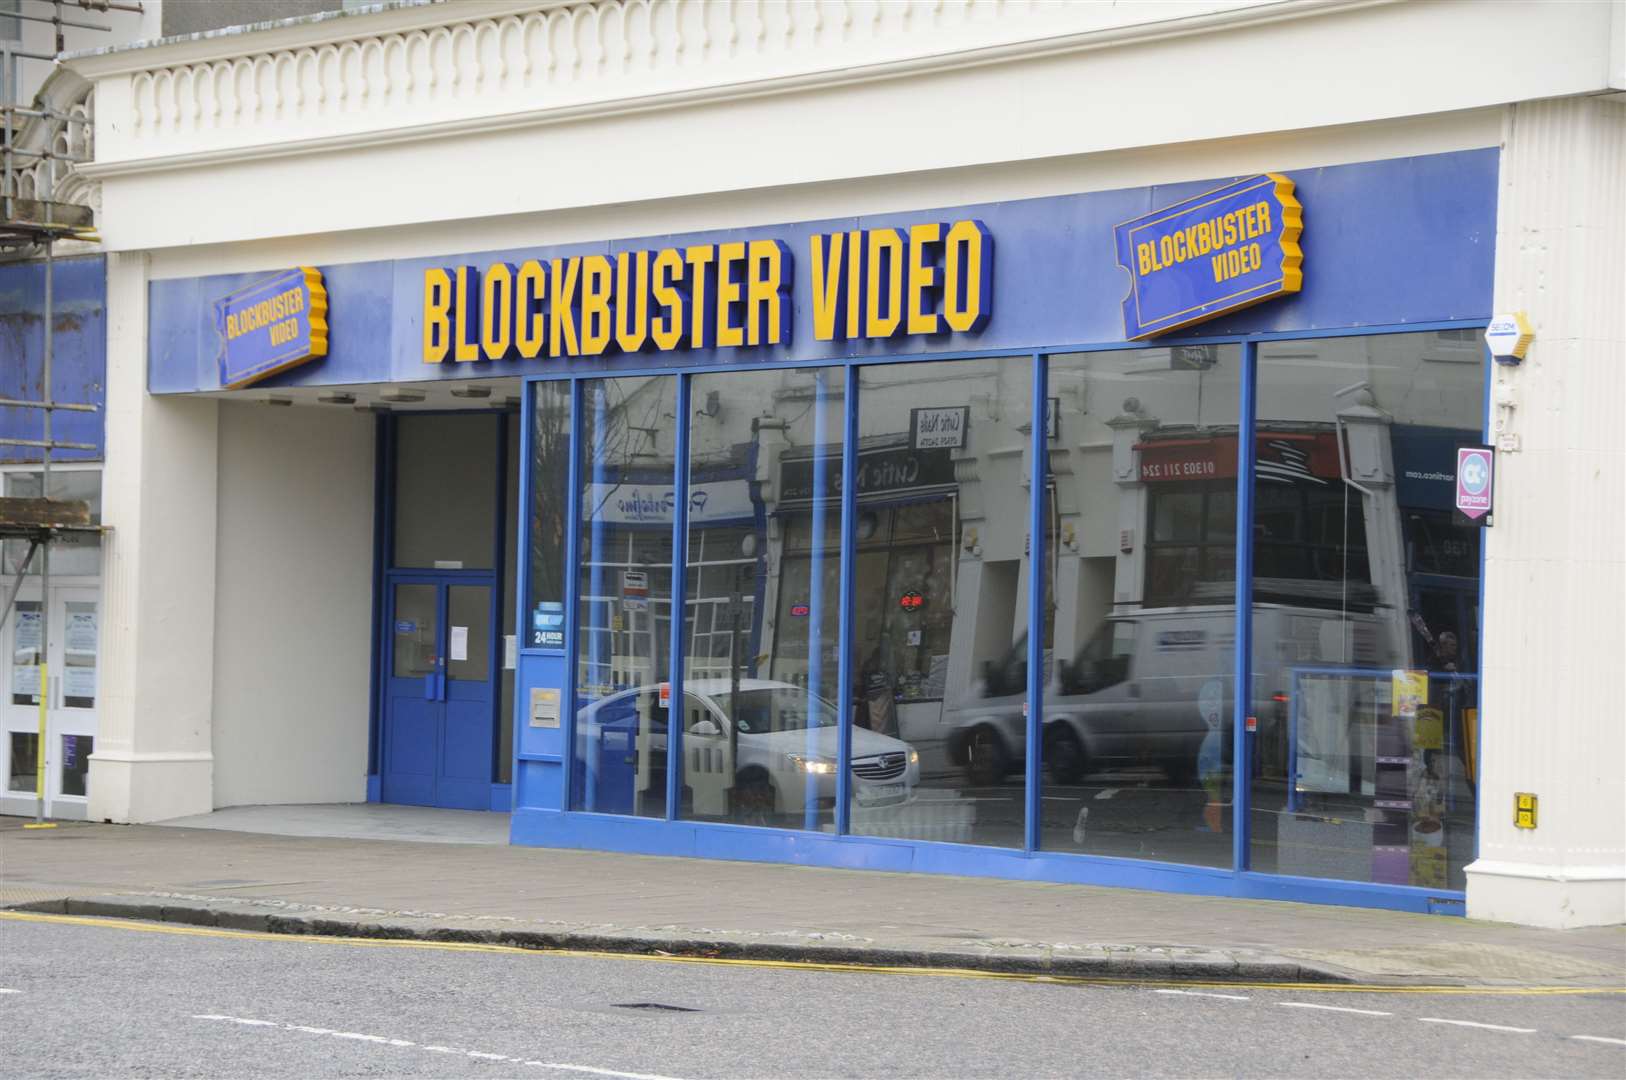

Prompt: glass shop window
xmin=570 ymin=376 xmax=677 ymax=819
xmin=1249 ymin=331 xmax=1485 ymax=891
xmin=681 ymin=368 xmax=841 ymax=831
xmin=847 ymin=357 xmax=1033 ymax=849
xmin=393 ymin=414 xmax=498 ymax=570
xmin=527 ymin=382 xmax=572 ymax=649
xmin=61 ymin=734 xmax=93 ymax=797
xmin=1040 ymin=346 xmax=1241 ymax=869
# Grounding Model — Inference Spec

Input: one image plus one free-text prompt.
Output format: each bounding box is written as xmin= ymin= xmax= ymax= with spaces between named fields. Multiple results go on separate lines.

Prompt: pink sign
xmin=1455 ymin=446 xmax=1493 ymax=520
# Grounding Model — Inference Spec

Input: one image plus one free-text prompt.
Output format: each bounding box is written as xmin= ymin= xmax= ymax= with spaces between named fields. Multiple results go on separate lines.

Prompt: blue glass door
xmin=383 ymin=578 xmax=496 ymax=809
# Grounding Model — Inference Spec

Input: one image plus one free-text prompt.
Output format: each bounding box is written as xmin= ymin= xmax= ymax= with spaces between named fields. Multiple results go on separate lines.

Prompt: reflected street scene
xmin=563 ymin=334 xmax=1482 ymax=882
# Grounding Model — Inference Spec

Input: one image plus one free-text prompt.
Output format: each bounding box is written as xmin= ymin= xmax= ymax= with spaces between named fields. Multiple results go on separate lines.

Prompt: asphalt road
xmin=1 ymin=913 xmax=1622 ymax=1079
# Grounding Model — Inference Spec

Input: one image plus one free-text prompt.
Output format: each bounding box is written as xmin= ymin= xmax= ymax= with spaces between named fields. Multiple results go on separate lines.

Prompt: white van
xmin=944 ymin=598 xmax=1393 ymax=785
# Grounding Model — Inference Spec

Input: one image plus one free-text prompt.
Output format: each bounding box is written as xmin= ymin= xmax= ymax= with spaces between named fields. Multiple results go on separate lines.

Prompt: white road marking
xmin=1154 ymin=989 xmax=1250 ymax=1001
xmin=1418 ymin=1017 xmax=1536 ymax=1034
xmin=1277 ymin=1002 xmax=1391 ymax=1016
xmin=1094 ymin=788 xmax=1120 ymax=801
xmin=0 ymin=988 xmax=21 ymax=994
xmin=192 ymin=1014 xmax=691 ymax=1080
xmin=1572 ymin=1035 xmax=1626 ymax=1047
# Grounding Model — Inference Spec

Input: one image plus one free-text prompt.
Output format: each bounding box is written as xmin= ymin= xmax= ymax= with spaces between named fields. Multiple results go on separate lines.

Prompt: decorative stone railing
xmin=76 ymin=0 xmax=1289 ymax=169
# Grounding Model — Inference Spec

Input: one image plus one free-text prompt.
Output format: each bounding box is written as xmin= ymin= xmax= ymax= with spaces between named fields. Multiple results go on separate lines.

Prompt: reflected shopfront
xmin=526 ymin=330 xmax=1486 ymax=904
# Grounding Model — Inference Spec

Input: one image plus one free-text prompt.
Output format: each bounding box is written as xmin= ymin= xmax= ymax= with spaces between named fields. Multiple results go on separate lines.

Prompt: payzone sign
xmin=1114 ymin=173 xmax=1303 ymax=340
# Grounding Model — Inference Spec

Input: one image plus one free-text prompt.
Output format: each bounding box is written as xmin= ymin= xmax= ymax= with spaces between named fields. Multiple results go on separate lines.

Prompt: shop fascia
xmin=420 ymin=220 xmax=993 ymax=363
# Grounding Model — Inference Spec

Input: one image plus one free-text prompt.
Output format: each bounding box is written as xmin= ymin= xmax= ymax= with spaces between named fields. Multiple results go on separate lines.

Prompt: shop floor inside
xmin=2 ymin=816 xmax=1621 ymax=989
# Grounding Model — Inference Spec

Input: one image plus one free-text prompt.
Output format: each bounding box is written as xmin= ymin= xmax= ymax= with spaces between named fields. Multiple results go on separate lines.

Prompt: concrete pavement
xmin=1 ymin=811 xmax=1622 ymax=988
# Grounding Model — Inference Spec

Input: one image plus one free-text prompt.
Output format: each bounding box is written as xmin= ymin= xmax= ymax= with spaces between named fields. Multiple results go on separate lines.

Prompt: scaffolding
xmin=1 ymin=0 xmax=139 ymax=824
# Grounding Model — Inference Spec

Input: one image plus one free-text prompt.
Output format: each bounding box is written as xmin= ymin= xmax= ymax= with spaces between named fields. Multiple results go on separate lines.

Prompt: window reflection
xmin=853 ymin=358 xmax=1033 ymax=848
xmin=1038 ymin=347 xmax=1241 ymax=867
xmin=527 ymin=382 xmax=571 ymax=649
xmin=571 ymin=376 xmax=677 ymax=818
xmin=682 ymin=368 xmax=840 ymax=830
xmin=1249 ymin=331 xmax=1484 ymax=890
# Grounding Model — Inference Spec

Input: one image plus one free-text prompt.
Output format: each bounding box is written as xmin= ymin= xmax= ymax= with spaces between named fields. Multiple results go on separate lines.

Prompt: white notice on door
xmin=449 ymin=625 xmax=469 ymax=662
xmin=66 ymin=611 xmax=97 ymax=654
xmin=63 ymin=664 xmax=96 ymax=700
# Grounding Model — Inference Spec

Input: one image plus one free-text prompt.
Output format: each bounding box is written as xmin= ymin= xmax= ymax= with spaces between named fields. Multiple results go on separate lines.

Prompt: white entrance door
xmin=2 ymin=586 xmax=99 ymax=820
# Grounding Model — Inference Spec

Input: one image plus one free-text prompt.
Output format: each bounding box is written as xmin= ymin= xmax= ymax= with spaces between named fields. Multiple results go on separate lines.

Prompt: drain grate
xmin=611 ymin=1002 xmax=700 ymax=1013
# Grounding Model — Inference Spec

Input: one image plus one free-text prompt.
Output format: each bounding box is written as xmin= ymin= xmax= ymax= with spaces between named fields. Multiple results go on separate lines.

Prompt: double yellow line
xmin=2 ymin=910 xmax=1618 ymax=997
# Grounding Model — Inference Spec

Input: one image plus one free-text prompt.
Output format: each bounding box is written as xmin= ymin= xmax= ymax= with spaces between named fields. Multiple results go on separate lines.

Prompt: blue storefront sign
xmin=213 ymin=267 xmax=329 ymax=389
xmin=1114 ymin=173 xmax=1303 ymax=340
xmin=148 ymin=151 xmax=1496 ymax=392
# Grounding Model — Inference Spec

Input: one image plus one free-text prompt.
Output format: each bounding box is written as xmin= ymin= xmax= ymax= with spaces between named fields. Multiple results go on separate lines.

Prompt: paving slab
xmin=2 ymin=816 xmax=1622 ymax=988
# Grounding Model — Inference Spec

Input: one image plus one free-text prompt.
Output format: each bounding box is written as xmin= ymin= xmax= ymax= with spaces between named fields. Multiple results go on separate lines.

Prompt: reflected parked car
xmin=944 ymin=602 xmax=1389 ymax=787
xmin=577 ymin=678 xmax=919 ymax=819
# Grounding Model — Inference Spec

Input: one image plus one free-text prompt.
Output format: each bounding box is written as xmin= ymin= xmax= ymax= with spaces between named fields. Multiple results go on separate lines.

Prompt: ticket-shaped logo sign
xmin=214 ymin=266 xmax=329 ymax=389
xmin=1115 ymin=173 xmax=1303 ymax=340
xmin=1455 ymin=446 xmax=1494 ymax=521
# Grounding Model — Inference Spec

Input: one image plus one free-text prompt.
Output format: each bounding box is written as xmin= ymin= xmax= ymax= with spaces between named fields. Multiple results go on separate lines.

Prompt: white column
xmin=1465 ymin=97 xmax=1626 ymax=928
xmin=89 ymin=251 xmax=219 ymax=822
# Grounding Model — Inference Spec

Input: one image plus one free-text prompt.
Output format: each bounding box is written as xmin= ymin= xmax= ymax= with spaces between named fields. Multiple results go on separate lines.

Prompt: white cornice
xmin=75 ymin=0 xmax=1397 ymax=182
xmin=62 ymin=0 xmax=552 ymax=78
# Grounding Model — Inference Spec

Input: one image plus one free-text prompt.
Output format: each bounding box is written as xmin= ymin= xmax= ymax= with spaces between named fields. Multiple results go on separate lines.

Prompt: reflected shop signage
xmin=1137 ymin=432 xmax=1340 ymax=483
xmin=780 ymin=444 xmax=958 ymax=504
xmin=582 ymin=478 xmax=755 ymax=526
xmin=421 ymin=220 xmax=993 ymax=363
xmin=1114 ymin=173 xmax=1303 ymax=340
xmin=213 ymin=266 xmax=329 ymax=389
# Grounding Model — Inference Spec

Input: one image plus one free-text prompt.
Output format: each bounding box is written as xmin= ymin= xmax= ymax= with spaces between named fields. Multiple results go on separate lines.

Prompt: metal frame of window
xmin=506 ymin=319 xmax=1490 ymax=915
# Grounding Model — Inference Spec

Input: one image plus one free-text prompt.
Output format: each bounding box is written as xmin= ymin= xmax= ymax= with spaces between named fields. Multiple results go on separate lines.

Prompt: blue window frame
xmin=510 ymin=319 xmax=1490 ymax=915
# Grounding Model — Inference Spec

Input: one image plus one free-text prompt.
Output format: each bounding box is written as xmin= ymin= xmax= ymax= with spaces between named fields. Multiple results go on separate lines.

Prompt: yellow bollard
xmin=24 ymin=659 xmax=55 ymax=829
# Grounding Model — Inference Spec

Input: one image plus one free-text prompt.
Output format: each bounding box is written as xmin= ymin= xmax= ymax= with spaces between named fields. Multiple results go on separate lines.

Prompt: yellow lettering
xmin=810 ymin=232 xmax=844 ymax=342
xmin=578 ymin=254 xmax=613 ymax=357
xmin=1137 ymin=242 xmax=1152 ymax=276
xmin=549 ymin=257 xmax=580 ymax=358
xmin=481 ymin=262 xmax=515 ymax=359
xmin=1256 ymin=200 xmax=1272 ymax=236
xmin=651 ymin=248 xmax=685 ymax=351
xmin=866 ymin=228 xmax=904 ymax=339
xmin=845 ymin=229 xmax=867 ymax=340
xmin=453 ymin=266 xmax=481 ymax=363
xmin=714 ymin=241 xmax=746 ymax=349
xmin=746 ymin=239 xmax=786 ymax=347
xmin=515 ymin=260 xmax=547 ymax=359
xmin=423 ymin=267 xmax=452 ymax=363
xmin=614 ymin=251 xmax=650 ymax=354
xmin=685 ymin=245 xmax=715 ymax=348
xmin=943 ymin=219 xmax=989 ymax=334
xmin=906 ymin=222 xmax=942 ymax=336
